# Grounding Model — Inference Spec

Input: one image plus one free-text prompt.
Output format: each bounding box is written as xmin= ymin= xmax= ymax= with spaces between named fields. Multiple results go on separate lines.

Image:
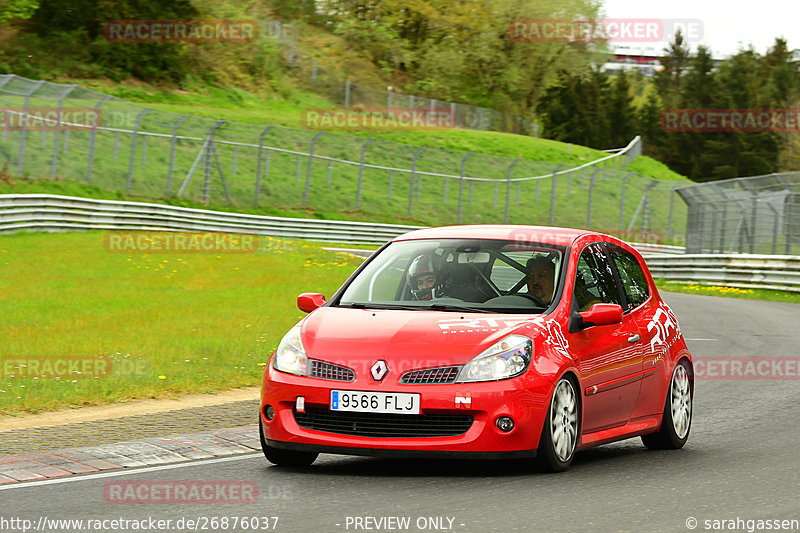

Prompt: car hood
xmin=299 ymin=307 xmax=566 ymax=374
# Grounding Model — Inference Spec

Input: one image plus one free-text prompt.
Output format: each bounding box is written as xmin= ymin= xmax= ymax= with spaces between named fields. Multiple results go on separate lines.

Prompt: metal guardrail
xmin=643 ymin=254 xmax=800 ymax=292
xmin=0 ymin=194 xmax=422 ymax=245
xmin=3 ymin=194 xmax=797 ymax=292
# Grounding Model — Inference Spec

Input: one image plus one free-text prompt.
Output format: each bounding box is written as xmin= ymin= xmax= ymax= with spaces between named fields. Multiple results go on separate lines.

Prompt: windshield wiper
xmin=337 ymin=302 xmax=421 ymax=310
xmin=426 ymin=303 xmax=494 ymax=313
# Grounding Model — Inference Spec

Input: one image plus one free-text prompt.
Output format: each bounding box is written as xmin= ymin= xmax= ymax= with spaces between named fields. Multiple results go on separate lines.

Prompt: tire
xmin=259 ymin=417 xmax=318 ymax=467
xmin=642 ymin=360 xmax=692 ymax=450
xmin=537 ymin=377 xmax=579 ymax=472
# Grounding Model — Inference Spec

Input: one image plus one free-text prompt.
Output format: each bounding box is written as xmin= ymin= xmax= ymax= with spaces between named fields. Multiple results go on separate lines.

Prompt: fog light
xmin=496 ymin=416 xmax=514 ymax=432
xmin=264 ymin=404 xmax=275 ymax=420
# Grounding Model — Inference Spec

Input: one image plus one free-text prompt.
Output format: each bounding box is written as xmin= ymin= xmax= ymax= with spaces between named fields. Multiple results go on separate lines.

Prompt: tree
xmin=604 ymin=71 xmax=635 ymax=148
xmin=0 ymin=0 xmax=39 ymax=22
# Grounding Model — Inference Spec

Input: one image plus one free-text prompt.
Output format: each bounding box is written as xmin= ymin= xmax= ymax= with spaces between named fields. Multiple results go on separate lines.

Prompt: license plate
xmin=331 ymin=390 xmax=420 ymax=415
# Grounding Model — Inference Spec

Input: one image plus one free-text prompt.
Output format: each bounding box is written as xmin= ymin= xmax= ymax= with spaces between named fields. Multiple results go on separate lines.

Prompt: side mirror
xmin=579 ymin=304 xmax=623 ymax=328
xmin=297 ymin=293 xmax=326 ymax=313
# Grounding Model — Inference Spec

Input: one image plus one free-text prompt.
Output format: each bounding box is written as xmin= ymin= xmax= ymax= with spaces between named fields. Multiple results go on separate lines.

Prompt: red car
xmin=260 ymin=225 xmax=693 ymax=472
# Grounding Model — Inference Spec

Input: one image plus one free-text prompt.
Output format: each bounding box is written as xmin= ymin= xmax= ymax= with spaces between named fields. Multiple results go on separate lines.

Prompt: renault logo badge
xmin=370 ymin=360 xmax=388 ymax=381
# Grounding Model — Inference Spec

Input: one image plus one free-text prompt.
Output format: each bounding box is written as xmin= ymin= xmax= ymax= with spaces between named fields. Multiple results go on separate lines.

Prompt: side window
xmin=574 ymin=243 xmax=621 ymax=311
xmin=609 ymin=245 xmax=650 ymax=310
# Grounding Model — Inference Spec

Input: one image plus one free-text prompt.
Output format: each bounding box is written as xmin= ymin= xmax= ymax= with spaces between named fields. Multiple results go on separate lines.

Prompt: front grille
xmin=400 ymin=366 xmax=461 ymax=384
xmin=294 ymin=408 xmax=473 ymax=437
xmin=309 ymin=360 xmax=355 ymax=381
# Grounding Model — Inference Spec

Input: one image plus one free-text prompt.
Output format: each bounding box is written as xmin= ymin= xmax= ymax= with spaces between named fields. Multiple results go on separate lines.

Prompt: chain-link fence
xmin=0 ymin=74 xmax=687 ymax=242
xmin=678 ymin=173 xmax=800 ymax=255
xmin=261 ymin=20 xmax=539 ymax=136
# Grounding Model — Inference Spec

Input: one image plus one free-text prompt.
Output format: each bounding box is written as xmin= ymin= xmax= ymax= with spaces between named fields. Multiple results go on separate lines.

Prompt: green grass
xmin=0 ymin=231 xmax=364 ymax=415
xmin=657 ymin=281 xmax=800 ymax=304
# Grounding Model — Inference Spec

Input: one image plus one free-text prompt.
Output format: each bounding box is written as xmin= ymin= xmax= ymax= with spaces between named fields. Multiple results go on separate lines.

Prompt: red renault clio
xmin=260 ymin=225 xmax=693 ymax=472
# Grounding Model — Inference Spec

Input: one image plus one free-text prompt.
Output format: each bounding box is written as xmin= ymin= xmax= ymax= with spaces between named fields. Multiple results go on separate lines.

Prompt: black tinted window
xmin=574 ymin=243 xmax=621 ymax=311
xmin=609 ymin=245 xmax=650 ymax=310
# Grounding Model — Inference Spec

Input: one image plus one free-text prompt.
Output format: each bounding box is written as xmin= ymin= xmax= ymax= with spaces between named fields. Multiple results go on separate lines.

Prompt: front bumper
xmin=261 ymin=363 xmax=554 ymax=457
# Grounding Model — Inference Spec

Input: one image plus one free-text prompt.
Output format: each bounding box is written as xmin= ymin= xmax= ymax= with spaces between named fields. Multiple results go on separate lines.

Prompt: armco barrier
xmin=643 ymin=254 xmax=800 ymax=292
xmin=3 ymin=194 xmax=798 ymax=292
xmin=0 ymin=194 xmax=421 ymax=245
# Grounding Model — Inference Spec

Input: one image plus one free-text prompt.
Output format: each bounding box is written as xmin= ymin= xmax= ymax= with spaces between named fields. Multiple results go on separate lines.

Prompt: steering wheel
xmin=514 ymin=293 xmax=548 ymax=307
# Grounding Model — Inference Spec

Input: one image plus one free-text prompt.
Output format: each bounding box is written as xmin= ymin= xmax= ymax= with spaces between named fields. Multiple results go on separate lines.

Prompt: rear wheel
xmin=259 ymin=418 xmax=318 ymax=467
xmin=537 ymin=377 xmax=579 ymax=472
xmin=642 ymin=361 xmax=692 ymax=450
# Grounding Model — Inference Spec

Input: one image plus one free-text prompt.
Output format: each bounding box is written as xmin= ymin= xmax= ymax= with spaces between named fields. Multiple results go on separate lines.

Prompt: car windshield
xmin=337 ymin=239 xmax=566 ymax=313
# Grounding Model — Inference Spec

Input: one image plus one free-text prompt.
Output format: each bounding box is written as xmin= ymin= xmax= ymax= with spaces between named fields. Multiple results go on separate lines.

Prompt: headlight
xmin=457 ymin=335 xmax=532 ymax=382
xmin=272 ymin=324 xmax=308 ymax=376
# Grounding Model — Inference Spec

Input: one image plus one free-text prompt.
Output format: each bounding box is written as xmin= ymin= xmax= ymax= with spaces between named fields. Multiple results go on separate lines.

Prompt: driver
xmin=526 ymin=256 xmax=556 ymax=305
xmin=407 ymin=253 xmax=446 ymax=301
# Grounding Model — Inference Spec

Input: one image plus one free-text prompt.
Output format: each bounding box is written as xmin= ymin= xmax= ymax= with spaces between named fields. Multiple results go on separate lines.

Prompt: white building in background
xmin=600 ymin=45 xmax=663 ymax=77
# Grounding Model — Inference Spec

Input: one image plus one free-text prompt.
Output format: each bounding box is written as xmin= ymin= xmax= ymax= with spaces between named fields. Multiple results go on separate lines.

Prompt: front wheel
xmin=642 ymin=360 xmax=692 ymax=450
xmin=537 ymin=377 xmax=579 ymax=472
xmin=259 ymin=418 xmax=318 ymax=467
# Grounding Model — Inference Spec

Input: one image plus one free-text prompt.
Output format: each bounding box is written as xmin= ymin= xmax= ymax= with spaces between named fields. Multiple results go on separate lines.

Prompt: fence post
xmin=303 ymin=131 xmax=326 ymax=206
xmin=202 ymin=119 xmax=227 ymax=203
xmin=387 ymin=89 xmax=392 ymax=116
xmin=586 ymin=168 xmax=601 ymax=228
xmin=777 ymin=175 xmax=793 ymax=254
xmin=126 ymin=108 xmax=151 ymax=194
xmin=1 ymin=100 xmax=7 ymax=143
xmin=457 ymin=152 xmax=474 ymax=223
xmin=504 ymin=158 xmax=521 ymax=223
xmin=355 ymin=137 xmax=375 ymax=208
xmin=296 ymin=156 xmax=302 ymax=183
xmin=51 ymin=84 xmax=76 ymax=177
xmin=407 ymin=147 xmax=425 ymax=216
xmin=549 ymin=164 xmax=565 ymax=226
xmin=311 ymin=60 xmax=317 ymax=89
xmin=345 ymin=80 xmax=351 ymax=107
xmin=17 ymin=80 xmax=44 ymax=175
xmin=619 ymin=171 xmax=634 ymax=232
xmin=667 ymin=184 xmax=680 ymax=241
xmin=254 ymin=125 xmax=274 ymax=204
xmin=493 ymin=182 xmax=499 ymax=208
xmin=86 ymin=94 xmax=112 ymax=184
xmin=327 ymin=162 xmax=333 ymax=186
xmin=388 ymin=170 xmax=393 ymax=200
xmin=749 ymin=189 xmax=758 ymax=254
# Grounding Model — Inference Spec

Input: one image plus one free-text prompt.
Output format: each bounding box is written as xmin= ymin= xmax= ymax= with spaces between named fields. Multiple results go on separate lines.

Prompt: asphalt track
xmin=2 ymin=292 xmax=799 ymax=533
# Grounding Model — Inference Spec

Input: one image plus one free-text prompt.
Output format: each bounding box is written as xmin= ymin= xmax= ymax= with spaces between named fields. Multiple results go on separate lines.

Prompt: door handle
xmin=628 ymin=334 xmax=640 ymax=343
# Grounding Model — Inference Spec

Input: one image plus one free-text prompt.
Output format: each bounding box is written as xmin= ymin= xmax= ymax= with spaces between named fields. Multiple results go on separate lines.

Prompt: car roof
xmin=393 ymin=225 xmax=601 ymax=248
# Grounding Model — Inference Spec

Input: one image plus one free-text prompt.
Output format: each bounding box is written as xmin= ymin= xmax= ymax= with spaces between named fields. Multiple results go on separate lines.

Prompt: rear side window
xmin=609 ymin=245 xmax=650 ymax=310
xmin=574 ymin=243 xmax=621 ymax=311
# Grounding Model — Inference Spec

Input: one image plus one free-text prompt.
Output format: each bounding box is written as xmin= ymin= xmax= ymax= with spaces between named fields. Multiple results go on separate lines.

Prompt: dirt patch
xmin=0 ymin=387 xmax=260 ymax=432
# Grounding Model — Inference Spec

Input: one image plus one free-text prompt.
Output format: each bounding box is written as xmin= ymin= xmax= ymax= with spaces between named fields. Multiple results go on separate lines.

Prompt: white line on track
xmin=0 ymin=452 xmax=263 ymax=491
